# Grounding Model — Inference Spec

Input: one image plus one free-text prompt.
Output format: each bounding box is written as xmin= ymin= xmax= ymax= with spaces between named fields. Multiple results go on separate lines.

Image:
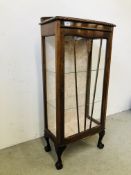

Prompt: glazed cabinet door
xmin=64 ymin=36 xmax=107 ymax=138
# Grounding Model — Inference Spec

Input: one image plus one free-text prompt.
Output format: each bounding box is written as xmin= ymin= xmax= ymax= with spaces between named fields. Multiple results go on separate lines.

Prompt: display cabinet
xmin=40 ymin=16 xmax=115 ymax=170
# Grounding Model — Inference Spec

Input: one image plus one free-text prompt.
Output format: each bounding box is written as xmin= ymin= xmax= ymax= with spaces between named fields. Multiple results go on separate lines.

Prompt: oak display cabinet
xmin=40 ymin=16 xmax=115 ymax=170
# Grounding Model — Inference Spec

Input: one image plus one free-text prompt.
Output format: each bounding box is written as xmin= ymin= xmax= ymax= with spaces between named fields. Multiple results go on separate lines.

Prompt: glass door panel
xmin=64 ymin=36 xmax=107 ymax=137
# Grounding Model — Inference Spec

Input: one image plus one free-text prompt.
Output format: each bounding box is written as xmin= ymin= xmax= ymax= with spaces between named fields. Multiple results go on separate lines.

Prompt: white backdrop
xmin=0 ymin=0 xmax=131 ymax=149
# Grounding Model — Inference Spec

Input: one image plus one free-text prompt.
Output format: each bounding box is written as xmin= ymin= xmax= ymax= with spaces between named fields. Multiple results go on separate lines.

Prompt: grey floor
xmin=0 ymin=110 xmax=131 ymax=175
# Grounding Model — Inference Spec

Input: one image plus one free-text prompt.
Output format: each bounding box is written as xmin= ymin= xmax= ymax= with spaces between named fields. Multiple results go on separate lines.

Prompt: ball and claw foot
xmin=97 ymin=142 xmax=104 ymax=149
xmin=55 ymin=161 xmax=63 ymax=170
xmin=44 ymin=145 xmax=51 ymax=152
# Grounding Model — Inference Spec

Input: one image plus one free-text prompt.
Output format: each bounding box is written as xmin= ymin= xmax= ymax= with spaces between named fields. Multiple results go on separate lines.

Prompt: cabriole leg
xmin=97 ymin=130 xmax=105 ymax=149
xmin=55 ymin=145 xmax=66 ymax=170
xmin=44 ymin=136 xmax=51 ymax=152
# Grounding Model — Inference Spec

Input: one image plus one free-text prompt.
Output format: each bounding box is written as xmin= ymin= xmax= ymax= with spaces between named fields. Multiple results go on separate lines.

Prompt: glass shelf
xmin=46 ymin=68 xmax=104 ymax=74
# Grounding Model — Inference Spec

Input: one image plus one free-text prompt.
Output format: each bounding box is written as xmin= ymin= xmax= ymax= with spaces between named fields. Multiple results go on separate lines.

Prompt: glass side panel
xmin=64 ymin=36 xmax=107 ymax=137
xmin=45 ymin=36 xmax=56 ymax=136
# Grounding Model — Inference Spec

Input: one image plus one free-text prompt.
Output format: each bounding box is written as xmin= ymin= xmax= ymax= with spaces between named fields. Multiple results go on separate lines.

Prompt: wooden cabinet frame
xmin=40 ymin=16 xmax=115 ymax=170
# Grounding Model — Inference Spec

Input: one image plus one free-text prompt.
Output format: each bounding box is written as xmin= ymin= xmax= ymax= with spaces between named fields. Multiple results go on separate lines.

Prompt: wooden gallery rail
xmin=39 ymin=16 xmax=116 ymax=170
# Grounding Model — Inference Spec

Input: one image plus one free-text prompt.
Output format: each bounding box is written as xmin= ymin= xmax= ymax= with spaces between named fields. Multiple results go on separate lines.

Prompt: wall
xmin=0 ymin=0 xmax=131 ymax=149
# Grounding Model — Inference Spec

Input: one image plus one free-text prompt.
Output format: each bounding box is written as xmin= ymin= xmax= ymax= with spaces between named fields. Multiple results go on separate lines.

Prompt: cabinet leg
xmin=97 ymin=130 xmax=105 ymax=149
xmin=55 ymin=145 xmax=66 ymax=170
xmin=44 ymin=136 xmax=51 ymax=152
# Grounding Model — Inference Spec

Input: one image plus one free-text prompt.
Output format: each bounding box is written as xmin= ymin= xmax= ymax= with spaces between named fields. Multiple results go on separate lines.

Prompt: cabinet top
xmin=40 ymin=16 xmax=116 ymax=27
